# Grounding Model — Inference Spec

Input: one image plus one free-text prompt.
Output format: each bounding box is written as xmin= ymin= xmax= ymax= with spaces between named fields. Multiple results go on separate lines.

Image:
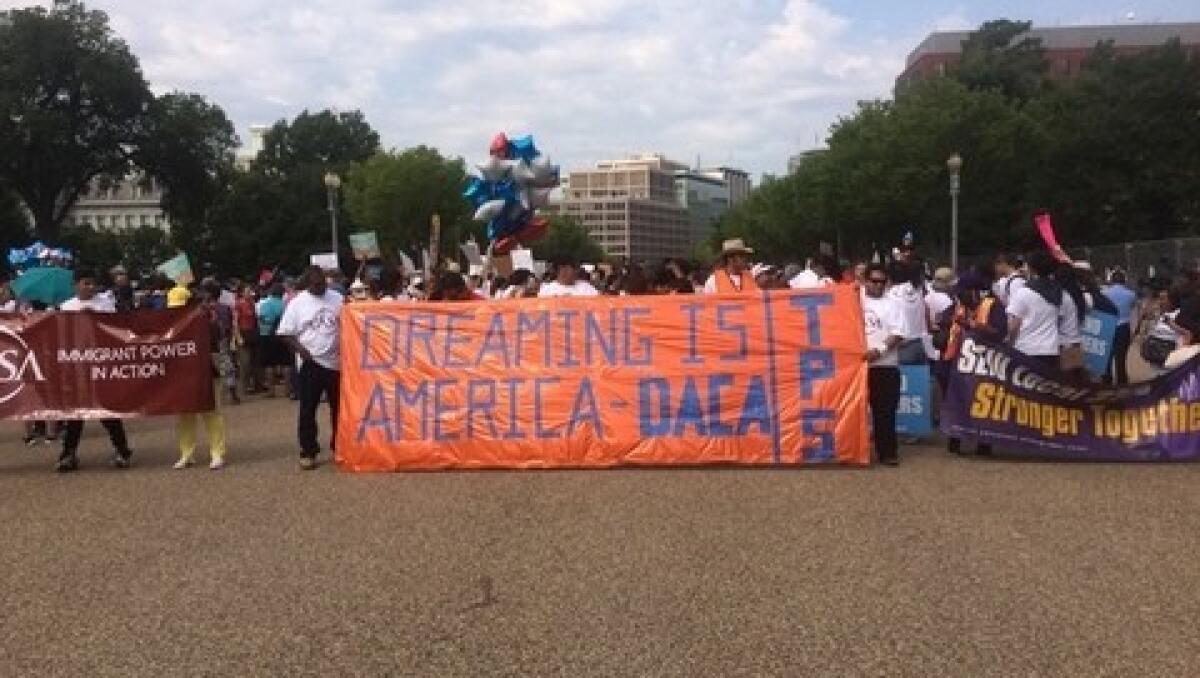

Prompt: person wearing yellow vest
xmin=703 ymin=239 xmax=760 ymax=294
xmin=937 ymin=272 xmax=1008 ymax=456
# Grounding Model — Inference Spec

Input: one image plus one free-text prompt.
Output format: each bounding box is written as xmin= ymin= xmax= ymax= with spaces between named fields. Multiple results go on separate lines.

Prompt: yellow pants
xmin=177 ymin=379 xmax=226 ymax=462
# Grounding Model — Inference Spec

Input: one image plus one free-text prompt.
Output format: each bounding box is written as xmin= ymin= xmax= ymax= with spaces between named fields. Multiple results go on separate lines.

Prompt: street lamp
xmin=946 ymin=153 xmax=962 ymax=272
xmin=324 ymin=172 xmax=341 ymax=262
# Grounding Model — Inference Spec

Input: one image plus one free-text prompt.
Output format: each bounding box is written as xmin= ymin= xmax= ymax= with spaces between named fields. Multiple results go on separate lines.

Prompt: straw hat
xmin=720 ymin=238 xmax=754 ymax=258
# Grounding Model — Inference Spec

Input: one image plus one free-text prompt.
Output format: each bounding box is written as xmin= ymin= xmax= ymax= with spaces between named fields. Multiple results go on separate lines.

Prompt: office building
xmin=898 ymin=22 xmax=1200 ymax=89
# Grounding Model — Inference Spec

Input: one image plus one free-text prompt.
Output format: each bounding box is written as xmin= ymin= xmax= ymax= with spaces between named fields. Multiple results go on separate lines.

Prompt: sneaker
xmin=24 ymin=435 xmax=43 ymax=447
xmin=56 ymin=453 xmax=79 ymax=473
xmin=173 ymin=459 xmax=194 ymax=470
xmin=113 ymin=450 xmax=132 ymax=469
xmin=946 ymin=438 xmax=962 ymax=455
xmin=880 ymin=457 xmax=900 ymax=467
xmin=299 ymin=457 xmax=317 ymax=471
xmin=209 ymin=459 xmax=226 ymax=471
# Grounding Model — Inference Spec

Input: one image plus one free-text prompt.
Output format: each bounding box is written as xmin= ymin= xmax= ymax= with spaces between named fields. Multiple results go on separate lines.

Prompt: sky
xmin=4 ymin=1 xmax=1196 ymax=178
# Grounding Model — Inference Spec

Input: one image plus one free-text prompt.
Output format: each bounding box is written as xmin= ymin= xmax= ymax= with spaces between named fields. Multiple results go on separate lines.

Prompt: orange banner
xmin=336 ymin=287 xmax=870 ymax=471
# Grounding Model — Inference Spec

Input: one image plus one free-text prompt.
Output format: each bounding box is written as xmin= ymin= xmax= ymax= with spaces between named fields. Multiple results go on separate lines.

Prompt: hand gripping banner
xmin=0 ymin=307 xmax=214 ymax=420
xmin=337 ymin=287 xmax=870 ymax=470
xmin=943 ymin=336 xmax=1200 ymax=460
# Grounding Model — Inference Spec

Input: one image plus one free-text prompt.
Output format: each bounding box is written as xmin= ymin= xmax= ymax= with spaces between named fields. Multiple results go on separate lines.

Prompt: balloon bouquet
xmin=7 ymin=241 xmax=74 ymax=270
xmin=462 ymin=133 xmax=560 ymax=256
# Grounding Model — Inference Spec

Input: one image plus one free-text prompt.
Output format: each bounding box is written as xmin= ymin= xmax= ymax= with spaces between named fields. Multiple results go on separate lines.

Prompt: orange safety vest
xmin=714 ymin=269 xmax=760 ymax=294
xmin=943 ymin=297 xmax=995 ymax=362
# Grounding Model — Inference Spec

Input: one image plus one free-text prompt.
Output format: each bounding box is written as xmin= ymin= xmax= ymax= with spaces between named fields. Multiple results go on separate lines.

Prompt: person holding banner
xmin=1006 ymin=252 xmax=1064 ymax=372
xmin=277 ymin=266 xmax=343 ymax=470
xmin=863 ymin=263 xmax=904 ymax=466
xmin=538 ymin=259 xmax=599 ymax=298
xmin=57 ymin=269 xmax=134 ymax=472
xmin=1165 ymin=300 xmax=1200 ymax=369
xmin=703 ymin=239 xmax=759 ymax=294
xmin=1102 ymin=270 xmax=1137 ymax=385
xmin=940 ymin=273 xmax=1007 ymax=455
xmin=171 ymin=281 xmax=228 ymax=470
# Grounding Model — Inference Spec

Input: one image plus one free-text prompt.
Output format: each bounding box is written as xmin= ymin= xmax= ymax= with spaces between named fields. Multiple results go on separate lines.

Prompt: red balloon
xmin=489 ymin=132 xmax=510 ymax=159
xmin=493 ymin=235 xmax=520 ymax=255
xmin=517 ymin=216 xmax=548 ymax=244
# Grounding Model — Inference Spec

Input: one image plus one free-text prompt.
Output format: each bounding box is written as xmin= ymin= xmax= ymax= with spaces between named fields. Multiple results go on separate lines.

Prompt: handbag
xmin=1141 ymin=336 xmax=1175 ymax=367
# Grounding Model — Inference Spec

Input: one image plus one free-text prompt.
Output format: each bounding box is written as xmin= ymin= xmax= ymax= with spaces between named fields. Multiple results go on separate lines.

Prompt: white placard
xmin=510 ymin=247 xmax=535 ymax=272
xmin=310 ymin=253 xmax=338 ymax=270
xmin=460 ymin=240 xmax=483 ymax=266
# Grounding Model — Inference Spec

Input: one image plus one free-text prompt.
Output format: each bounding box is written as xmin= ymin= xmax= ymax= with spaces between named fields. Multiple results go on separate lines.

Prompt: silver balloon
xmin=477 ymin=157 xmax=513 ymax=182
xmin=473 ymin=198 xmax=507 ymax=222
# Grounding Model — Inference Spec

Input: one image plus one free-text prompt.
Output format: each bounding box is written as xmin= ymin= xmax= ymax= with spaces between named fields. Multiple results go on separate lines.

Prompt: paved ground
xmin=1 ymin=395 xmax=1198 ymax=677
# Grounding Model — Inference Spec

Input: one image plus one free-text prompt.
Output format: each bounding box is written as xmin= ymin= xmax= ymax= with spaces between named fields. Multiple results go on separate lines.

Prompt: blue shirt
xmin=1101 ymin=284 xmax=1137 ymax=325
xmin=257 ymin=296 xmax=285 ymax=336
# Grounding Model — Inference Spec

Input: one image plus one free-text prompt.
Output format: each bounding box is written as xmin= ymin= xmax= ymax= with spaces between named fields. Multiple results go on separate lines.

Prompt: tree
xmin=532 ymin=215 xmax=605 ymax=263
xmin=343 ymin=147 xmax=474 ymax=260
xmin=955 ymin=19 xmax=1047 ymax=102
xmin=136 ymin=92 xmax=239 ymax=234
xmin=194 ymin=109 xmax=384 ymax=276
xmin=0 ymin=2 xmax=152 ymax=241
xmin=0 ymin=189 xmax=32 ymax=267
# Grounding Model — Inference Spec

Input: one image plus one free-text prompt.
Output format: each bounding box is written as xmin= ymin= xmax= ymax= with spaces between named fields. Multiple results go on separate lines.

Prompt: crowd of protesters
xmin=4 ymin=235 xmax=1200 ymax=473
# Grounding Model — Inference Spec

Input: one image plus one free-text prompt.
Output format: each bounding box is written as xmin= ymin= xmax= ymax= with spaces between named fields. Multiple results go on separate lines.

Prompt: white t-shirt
xmin=863 ymin=294 xmax=903 ymax=367
xmin=277 ymin=290 xmax=344 ymax=370
xmin=888 ymin=283 xmax=928 ymax=340
xmin=992 ymin=273 xmax=1027 ymax=306
xmin=60 ymin=296 xmax=116 ymax=313
xmin=538 ymin=281 xmax=598 ymax=298
xmin=1058 ymin=294 xmax=1082 ymax=347
xmin=926 ymin=290 xmax=954 ymax=326
xmin=703 ymin=273 xmax=740 ymax=294
xmin=1164 ymin=344 xmax=1200 ymax=370
xmin=1007 ymin=286 xmax=1060 ymax=356
xmin=788 ymin=269 xmax=831 ymax=289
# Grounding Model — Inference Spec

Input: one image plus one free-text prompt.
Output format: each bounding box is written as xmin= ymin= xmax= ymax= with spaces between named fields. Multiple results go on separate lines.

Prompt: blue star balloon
xmin=508 ymin=135 xmax=540 ymax=163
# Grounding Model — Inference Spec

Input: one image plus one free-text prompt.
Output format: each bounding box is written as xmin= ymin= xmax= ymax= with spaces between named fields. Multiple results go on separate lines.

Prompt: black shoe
xmin=56 ymin=453 xmax=79 ymax=473
xmin=976 ymin=444 xmax=994 ymax=456
xmin=113 ymin=449 xmax=132 ymax=469
xmin=880 ymin=457 xmax=899 ymax=467
xmin=24 ymin=435 xmax=43 ymax=448
xmin=947 ymin=438 xmax=962 ymax=455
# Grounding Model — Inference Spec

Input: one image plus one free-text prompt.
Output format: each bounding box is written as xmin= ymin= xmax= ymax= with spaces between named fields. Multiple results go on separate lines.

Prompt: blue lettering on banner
xmin=503 ymin=378 xmax=526 ymax=440
xmin=717 ymin=304 xmax=748 ymax=362
xmin=405 ymin=313 xmax=438 ymax=367
xmin=516 ymin=311 xmax=551 ymax=366
xmin=896 ymin=365 xmax=932 ymax=437
xmin=673 ymin=378 xmax=708 ymax=436
xmin=681 ymin=303 xmax=705 ymax=365
xmin=442 ymin=312 xmax=474 ymax=368
xmin=801 ymin=409 xmax=835 ymax=461
xmin=361 ymin=315 xmax=399 ymax=370
xmin=534 ymin=377 xmax=561 ymax=439
xmin=475 ymin=314 xmax=511 ymax=368
xmin=584 ymin=310 xmax=618 ymax=366
xmin=433 ymin=378 xmax=459 ymax=441
xmin=707 ymin=373 xmax=735 ymax=437
xmin=357 ymin=384 xmax=394 ymax=441
xmin=567 ymin=377 xmax=603 ymax=437
xmin=1081 ymin=310 xmax=1118 ymax=377
xmin=556 ymin=310 xmax=581 ymax=367
xmin=798 ymin=349 xmax=834 ymax=399
xmin=623 ymin=307 xmax=653 ymax=365
xmin=466 ymin=379 xmax=499 ymax=439
xmin=736 ymin=375 xmax=771 ymax=435
xmin=788 ymin=293 xmax=833 ymax=345
xmin=638 ymin=377 xmax=671 ymax=436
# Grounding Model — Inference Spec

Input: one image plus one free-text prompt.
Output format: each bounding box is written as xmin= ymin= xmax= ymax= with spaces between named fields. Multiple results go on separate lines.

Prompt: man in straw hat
xmin=703 ymin=238 xmax=759 ymax=294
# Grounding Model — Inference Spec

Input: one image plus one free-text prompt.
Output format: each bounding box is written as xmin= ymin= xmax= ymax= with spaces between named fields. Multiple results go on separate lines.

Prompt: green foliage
xmin=343 ymin=147 xmax=474 ymax=261
xmin=137 ymin=92 xmax=239 ymax=231
xmin=955 ymin=19 xmax=1048 ymax=101
xmin=59 ymin=223 xmax=172 ymax=277
xmin=193 ymin=108 xmax=384 ymax=276
xmin=0 ymin=1 xmax=151 ymax=240
xmin=725 ymin=27 xmax=1200 ymax=264
xmin=532 ymin=215 xmax=605 ymax=264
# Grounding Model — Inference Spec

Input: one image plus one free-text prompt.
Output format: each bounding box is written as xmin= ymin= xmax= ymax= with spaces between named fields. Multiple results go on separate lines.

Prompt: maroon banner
xmin=0 ymin=307 xmax=214 ymax=420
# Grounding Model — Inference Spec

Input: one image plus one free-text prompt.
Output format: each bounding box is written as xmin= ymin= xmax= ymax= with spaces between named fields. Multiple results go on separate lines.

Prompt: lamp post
xmin=324 ymin=172 xmax=341 ymax=262
xmin=946 ymin=153 xmax=962 ymax=272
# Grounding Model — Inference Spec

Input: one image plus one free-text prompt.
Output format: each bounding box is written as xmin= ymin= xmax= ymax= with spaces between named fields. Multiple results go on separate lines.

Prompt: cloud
xmin=3 ymin=0 xmax=908 ymax=176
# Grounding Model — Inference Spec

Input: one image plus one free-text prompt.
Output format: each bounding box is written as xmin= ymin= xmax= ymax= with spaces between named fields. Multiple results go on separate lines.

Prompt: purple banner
xmin=943 ymin=336 xmax=1200 ymax=461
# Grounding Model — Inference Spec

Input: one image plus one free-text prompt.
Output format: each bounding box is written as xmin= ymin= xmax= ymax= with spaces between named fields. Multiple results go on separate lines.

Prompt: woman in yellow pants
xmin=170 ymin=280 xmax=233 ymax=470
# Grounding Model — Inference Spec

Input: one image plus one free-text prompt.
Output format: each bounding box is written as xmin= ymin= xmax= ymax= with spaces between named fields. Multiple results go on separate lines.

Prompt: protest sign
xmin=0 ymin=307 xmax=214 ymax=420
xmin=156 ymin=253 xmax=194 ymax=285
xmin=510 ymin=248 xmax=534 ymax=273
xmin=310 ymin=253 xmax=338 ymax=270
xmin=348 ymin=232 xmax=381 ymax=260
xmin=1081 ymin=309 xmax=1118 ymax=377
xmin=896 ymin=365 xmax=932 ymax=437
xmin=943 ymin=335 xmax=1200 ymax=460
xmin=337 ymin=286 xmax=871 ymax=470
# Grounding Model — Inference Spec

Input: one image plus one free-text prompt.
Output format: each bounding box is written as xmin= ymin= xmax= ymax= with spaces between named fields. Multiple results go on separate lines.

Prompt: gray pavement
xmin=1 ymin=397 xmax=1198 ymax=677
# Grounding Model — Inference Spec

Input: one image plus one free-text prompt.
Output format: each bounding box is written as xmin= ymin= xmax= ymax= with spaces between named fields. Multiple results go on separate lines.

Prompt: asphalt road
xmin=1 ymin=396 xmax=1198 ymax=677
